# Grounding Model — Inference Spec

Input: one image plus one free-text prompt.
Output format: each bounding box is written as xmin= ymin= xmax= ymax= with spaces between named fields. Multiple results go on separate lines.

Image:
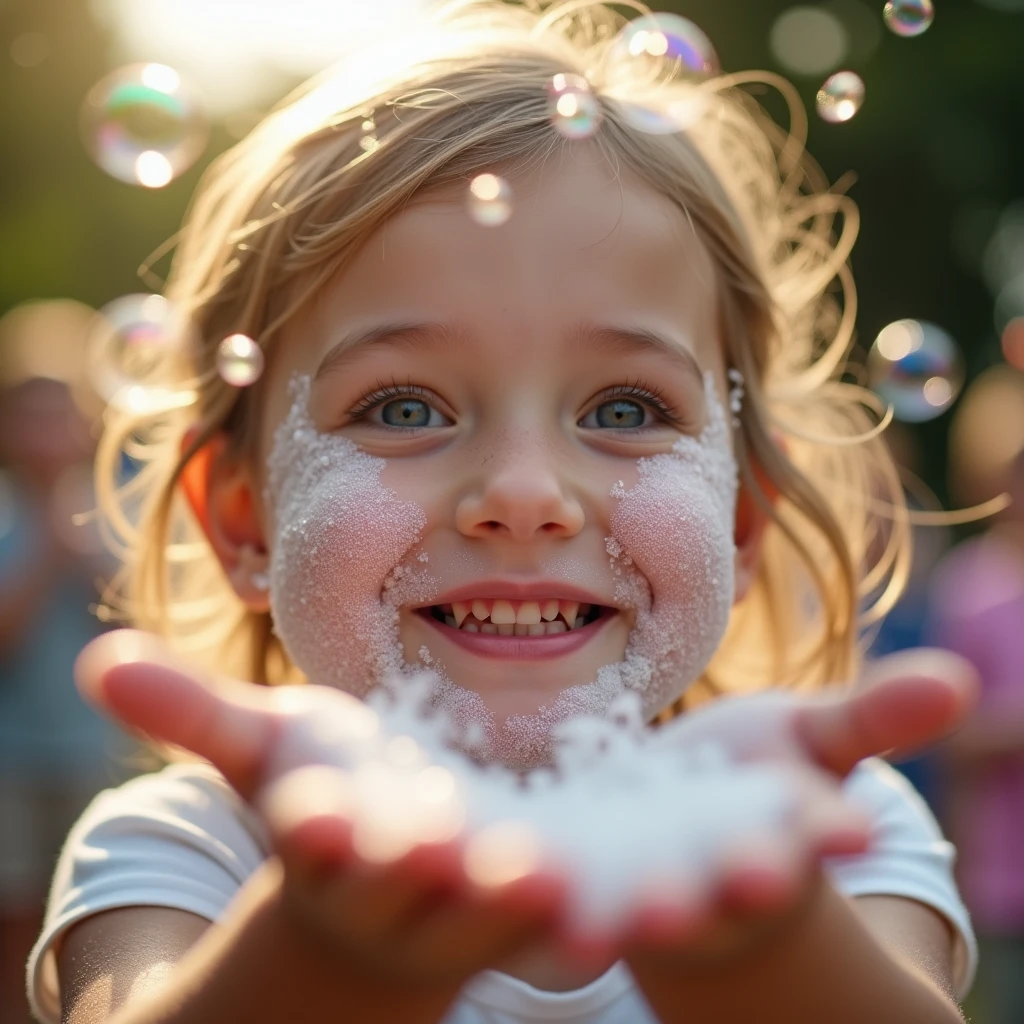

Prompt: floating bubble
xmin=88 ymin=294 xmax=192 ymax=410
xmin=883 ymin=0 xmax=934 ymax=37
xmin=816 ymin=70 xmax=865 ymax=123
xmin=868 ymin=319 xmax=964 ymax=422
xmin=217 ymin=334 xmax=264 ymax=387
xmin=81 ymin=63 xmax=208 ymax=187
xmin=467 ymin=174 xmax=513 ymax=227
xmin=547 ymin=73 xmax=602 ymax=140
xmin=606 ymin=13 xmax=719 ymax=82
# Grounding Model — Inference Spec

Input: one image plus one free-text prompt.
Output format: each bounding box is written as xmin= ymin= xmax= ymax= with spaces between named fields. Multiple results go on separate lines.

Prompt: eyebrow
xmin=313 ymin=319 xmax=705 ymax=383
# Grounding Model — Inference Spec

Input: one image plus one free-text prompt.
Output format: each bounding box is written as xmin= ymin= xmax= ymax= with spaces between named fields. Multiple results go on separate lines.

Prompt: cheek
xmin=609 ymin=457 xmax=736 ymax=715
xmin=270 ymin=473 xmax=427 ymax=694
xmin=266 ymin=384 xmax=431 ymax=695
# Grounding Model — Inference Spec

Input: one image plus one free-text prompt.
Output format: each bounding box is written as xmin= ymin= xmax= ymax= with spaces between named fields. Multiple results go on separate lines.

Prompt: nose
xmin=455 ymin=449 xmax=585 ymax=542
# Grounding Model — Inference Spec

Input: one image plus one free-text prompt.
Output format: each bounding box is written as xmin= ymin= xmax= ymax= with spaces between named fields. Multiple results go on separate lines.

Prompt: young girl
xmin=30 ymin=3 xmax=980 ymax=1021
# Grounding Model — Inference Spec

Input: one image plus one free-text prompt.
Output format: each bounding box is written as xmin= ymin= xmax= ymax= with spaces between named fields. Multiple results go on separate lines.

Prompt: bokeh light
xmin=1002 ymin=317 xmax=1024 ymax=370
xmin=10 ymin=32 xmax=49 ymax=68
xmin=883 ymin=0 xmax=935 ymax=37
xmin=816 ymin=70 xmax=866 ymax=122
xmin=949 ymin=367 xmax=1024 ymax=508
xmin=868 ymin=319 xmax=965 ymax=422
xmin=216 ymin=334 xmax=265 ymax=387
xmin=80 ymin=63 xmax=209 ymax=187
xmin=547 ymin=74 xmax=603 ymax=140
xmin=467 ymin=174 xmax=513 ymax=227
xmin=464 ymin=821 xmax=543 ymax=888
xmin=770 ymin=7 xmax=849 ymax=76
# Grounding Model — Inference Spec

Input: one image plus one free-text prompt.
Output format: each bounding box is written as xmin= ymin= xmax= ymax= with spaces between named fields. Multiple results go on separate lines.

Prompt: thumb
xmin=794 ymin=648 xmax=979 ymax=776
xmin=75 ymin=630 xmax=278 ymax=798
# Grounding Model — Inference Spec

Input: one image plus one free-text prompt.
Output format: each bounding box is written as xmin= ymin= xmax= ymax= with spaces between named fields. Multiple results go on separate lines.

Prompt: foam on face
xmin=266 ymin=372 xmax=735 ymax=770
xmin=265 ymin=376 xmax=436 ymax=697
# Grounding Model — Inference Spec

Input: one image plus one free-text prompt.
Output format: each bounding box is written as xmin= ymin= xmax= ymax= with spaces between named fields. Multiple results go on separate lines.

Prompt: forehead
xmin=268 ymin=152 xmax=723 ymax=398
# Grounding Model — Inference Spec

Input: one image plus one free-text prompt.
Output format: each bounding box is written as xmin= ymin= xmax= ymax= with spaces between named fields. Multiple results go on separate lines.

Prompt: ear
xmin=733 ymin=461 xmax=778 ymax=604
xmin=180 ymin=430 xmax=271 ymax=613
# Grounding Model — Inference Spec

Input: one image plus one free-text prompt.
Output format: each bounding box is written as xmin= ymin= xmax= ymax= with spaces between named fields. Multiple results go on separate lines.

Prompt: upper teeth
xmin=445 ymin=599 xmax=592 ymax=631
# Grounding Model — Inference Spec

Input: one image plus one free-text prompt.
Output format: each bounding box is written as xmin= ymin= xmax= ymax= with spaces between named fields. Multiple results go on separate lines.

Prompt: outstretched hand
xmin=618 ymin=648 xmax=978 ymax=967
xmin=74 ymin=630 xmax=568 ymax=985
xmin=650 ymin=647 xmax=978 ymax=777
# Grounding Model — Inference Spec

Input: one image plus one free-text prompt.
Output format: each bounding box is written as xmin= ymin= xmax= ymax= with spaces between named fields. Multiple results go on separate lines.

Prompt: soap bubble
xmin=882 ymin=0 xmax=934 ymax=37
xmin=467 ymin=174 xmax=513 ymax=227
xmin=606 ymin=13 xmax=719 ymax=81
xmin=216 ymin=334 xmax=264 ymax=387
xmin=547 ymin=73 xmax=602 ymax=140
xmin=88 ymin=294 xmax=192 ymax=410
xmin=81 ymin=63 xmax=208 ymax=187
xmin=867 ymin=319 xmax=964 ymax=422
xmin=816 ymin=70 xmax=865 ymax=123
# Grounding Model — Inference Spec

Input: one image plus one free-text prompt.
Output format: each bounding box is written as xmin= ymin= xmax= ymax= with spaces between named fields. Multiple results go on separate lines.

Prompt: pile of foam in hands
xmin=262 ymin=673 xmax=818 ymax=934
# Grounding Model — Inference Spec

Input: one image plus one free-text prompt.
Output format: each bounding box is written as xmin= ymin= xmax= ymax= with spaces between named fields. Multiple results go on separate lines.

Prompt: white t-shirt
xmin=28 ymin=757 xmax=977 ymax=1024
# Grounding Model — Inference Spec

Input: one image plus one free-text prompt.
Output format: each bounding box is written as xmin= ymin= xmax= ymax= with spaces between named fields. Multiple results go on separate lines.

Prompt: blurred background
xmin=1 ymin=0 xmax=1023 ymax=1021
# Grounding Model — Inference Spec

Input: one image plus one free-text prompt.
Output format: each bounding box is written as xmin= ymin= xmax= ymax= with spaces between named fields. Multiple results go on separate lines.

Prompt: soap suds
xmin=267 ymin=682 xmax=798 ymax=932
xmin=265 ymin=376 xmax=436 ymax=697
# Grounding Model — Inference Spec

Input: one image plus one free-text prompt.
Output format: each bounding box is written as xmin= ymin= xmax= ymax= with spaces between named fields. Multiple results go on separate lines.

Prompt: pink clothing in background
xmin=930 ymin=535 xmax=1024 ymax=934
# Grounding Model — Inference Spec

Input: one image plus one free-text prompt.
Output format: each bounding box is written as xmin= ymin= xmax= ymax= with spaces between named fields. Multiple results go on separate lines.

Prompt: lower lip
xmin=418 ymin=611 xmax=613 ymax=661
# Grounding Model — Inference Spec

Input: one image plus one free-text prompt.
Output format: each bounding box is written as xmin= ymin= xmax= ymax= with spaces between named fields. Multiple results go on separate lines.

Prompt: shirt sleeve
xmin=26 ymin=761 xmax=269 ymax=1024
xmin=826 ymin=756 xmax=977 ymax=998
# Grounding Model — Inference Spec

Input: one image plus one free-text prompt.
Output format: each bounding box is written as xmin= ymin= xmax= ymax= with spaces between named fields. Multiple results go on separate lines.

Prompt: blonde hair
xmin=94 ymin=0 xmax=910 ymax=713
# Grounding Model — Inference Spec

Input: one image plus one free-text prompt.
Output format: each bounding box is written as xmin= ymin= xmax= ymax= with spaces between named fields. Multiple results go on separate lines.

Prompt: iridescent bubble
xmin=547 ymin=74 xmax=602 ymax=140
xmin=816 ymin=70 xmax=865 ymax=123
xmin=87 ymin=294 xmax=194 ymax=411
xmin=81 ymin=63 xmax=209 ymax=188
xmin=868 ymin=320 xmax=965 ymax=422
xmin=882 ymin=0 xmax=934 ymax=37
xmin=217 ymin=334 xmax=265 ymax=387
xmin=607 ymin=13 xmax=719 ymax=80
xmin=467 ymin=174 xmax=513 ymax=227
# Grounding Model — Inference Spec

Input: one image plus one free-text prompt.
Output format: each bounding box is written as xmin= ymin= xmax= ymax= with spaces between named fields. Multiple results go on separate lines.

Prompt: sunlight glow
xmin=91 ymin=0 xmax=431 ymax=114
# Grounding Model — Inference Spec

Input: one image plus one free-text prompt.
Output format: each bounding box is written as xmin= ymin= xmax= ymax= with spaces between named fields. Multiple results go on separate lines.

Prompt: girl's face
xmin=254 ymin=153 xmax=739 ymax=766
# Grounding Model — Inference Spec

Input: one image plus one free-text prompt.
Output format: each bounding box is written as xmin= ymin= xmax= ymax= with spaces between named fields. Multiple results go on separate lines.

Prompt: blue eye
xmin=380 ymin=398 xmax=432 ymax=427
xmin=592 ymin=399 xmax=647 ymax=429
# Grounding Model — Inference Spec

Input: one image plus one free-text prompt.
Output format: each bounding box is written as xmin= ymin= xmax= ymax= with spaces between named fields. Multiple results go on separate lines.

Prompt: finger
xmin=76 ymin=630 xmax=276 ymax=796
xmin=405 ymin=872 xmax=567 ymax=972
xmin=310 ymin=841 xmax=467 ymax=944
xmin=716 ymin=833 xmax=803 ymax=915
xmin=795 ymin=648 xmax=979 ymax=776
xmin=622 ymin=873 xmax=710 ymax=951
xmin=800 ymin=791 xmax=873 ymax=859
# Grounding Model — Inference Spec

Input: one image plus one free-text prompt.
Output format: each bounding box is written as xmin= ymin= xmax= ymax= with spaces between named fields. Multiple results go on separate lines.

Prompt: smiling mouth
xmin=421 ymin=598 xmax=606 ymax=635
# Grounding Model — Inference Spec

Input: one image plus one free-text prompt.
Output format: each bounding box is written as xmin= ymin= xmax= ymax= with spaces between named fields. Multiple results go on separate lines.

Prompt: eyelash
xmin=345 ymin=378 xmax=683 ymax=430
